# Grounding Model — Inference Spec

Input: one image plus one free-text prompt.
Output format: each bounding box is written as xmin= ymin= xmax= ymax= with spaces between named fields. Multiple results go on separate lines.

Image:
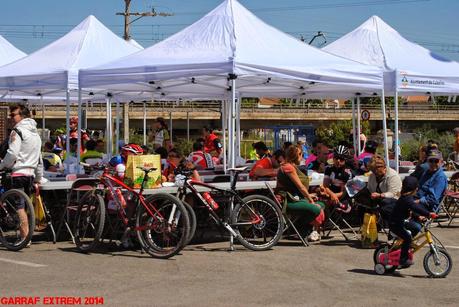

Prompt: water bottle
xmin=202 ymin=192 xmax=219 ymax=210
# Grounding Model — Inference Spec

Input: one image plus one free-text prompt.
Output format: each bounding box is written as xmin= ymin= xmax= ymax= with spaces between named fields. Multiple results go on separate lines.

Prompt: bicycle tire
xmin=373 ymin=243 xmax=397 ymax=274
xmin=0 ymin=189 xmax=35 ymax=251
xmin=423 ymin=247 xmax=452 ymax=278
xmin=182 ymin=200 xmax=197 ymax=246
xmin=136 ymin=193 xmax=190 ymax=259
xmin=231 ymin=194 xmax=284 ymax=251
xmin=74 ymin=192 xmax=105 ymax=252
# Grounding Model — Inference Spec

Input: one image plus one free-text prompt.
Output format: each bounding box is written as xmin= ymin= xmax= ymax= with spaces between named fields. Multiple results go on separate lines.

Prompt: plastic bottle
xmin=115 ymin=188 xmax=127 ymax=208
xmin=202 ymin=192 xmax=219 ymax=210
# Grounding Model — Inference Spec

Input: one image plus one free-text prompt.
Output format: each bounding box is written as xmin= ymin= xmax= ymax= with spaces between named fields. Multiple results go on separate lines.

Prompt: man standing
xmin=0 ymin=104 xmax=43 ymax=243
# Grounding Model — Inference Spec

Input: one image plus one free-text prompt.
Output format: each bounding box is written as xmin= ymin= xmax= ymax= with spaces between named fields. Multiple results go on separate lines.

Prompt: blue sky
xmin=1 ymin=0 xmax=458 ymax=60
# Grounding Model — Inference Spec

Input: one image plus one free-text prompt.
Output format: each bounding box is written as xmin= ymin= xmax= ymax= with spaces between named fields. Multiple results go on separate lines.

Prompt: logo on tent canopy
xmin=401 ymin=75 xmax=409 ymax=87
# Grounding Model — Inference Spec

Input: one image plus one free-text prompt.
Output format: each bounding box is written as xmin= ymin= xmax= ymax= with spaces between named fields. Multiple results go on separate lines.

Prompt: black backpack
xmin=0 ymin=128 xmax=23 ymax=159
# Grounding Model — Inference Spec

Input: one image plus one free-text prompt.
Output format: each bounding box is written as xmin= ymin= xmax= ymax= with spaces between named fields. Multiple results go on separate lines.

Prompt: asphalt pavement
xmin=1 ymin=227 xmax=458 ymax=307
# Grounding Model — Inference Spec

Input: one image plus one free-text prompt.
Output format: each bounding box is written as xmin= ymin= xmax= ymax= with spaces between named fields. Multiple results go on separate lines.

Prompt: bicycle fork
xmin=426 ymin=231 xmax=442 ymax=265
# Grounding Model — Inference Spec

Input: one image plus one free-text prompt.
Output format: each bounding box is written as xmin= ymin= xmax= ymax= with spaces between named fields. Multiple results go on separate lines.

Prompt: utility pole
xmin=116 ymin=0 xmax=173 ymax=41
xmin=116 ymin=0 xmax=173 ymax=143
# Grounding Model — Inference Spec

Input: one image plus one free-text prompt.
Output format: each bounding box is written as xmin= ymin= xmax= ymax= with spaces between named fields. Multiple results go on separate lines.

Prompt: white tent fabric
xmin=0 ymin=15 xmax=143 ymax=94
xmin=323 ymin=15 xmax=459 ymax=95
xmin=80 ymin=0 xmax=383 ymax=99
xmin=0 ymin=35 xmax=26 ymax=67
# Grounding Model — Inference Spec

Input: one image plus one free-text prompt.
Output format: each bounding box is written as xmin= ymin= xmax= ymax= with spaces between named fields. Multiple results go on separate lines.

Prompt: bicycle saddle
xmin=137 ymin=166 xmax=157 ymax=173
xmin=227 ymin=166 xmax=249 ymax=172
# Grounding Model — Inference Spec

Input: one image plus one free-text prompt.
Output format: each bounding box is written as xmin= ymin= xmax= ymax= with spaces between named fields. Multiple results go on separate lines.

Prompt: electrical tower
xmin=116 ymin=0 xmax=173 ymax=41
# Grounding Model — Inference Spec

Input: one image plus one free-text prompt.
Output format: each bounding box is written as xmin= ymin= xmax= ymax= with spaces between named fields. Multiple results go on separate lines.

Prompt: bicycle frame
xmin=387 ymin=220 xmax=442 ymax=263
xmin=177 ymin=178 xmax=262 ymax=237
xmin=98 ymin=170 xmax=166 ymax=232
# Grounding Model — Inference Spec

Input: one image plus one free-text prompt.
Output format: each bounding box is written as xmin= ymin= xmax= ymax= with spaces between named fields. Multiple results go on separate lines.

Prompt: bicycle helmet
xmin=333 ymin=145 xmax=349 ymax=159
xmin=121 ymin=143 xmax=144 ymax=155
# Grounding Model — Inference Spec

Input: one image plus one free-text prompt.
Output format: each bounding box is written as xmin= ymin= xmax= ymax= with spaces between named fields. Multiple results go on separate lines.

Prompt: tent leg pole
xmin=77 ymin=88 xmax=82 ymax=170
xmin=352 ymin=97 xmax=357 ymax=155
xmin=116 ymin=99 xmax=120 ymax=155
xmin=381 ymin=88 xmax=389 ymax=164
xmin=169 ymin=111 xmax=173 ymax=147
xmin=395 ymin=90 xmax=399 ymax=173
xmin=222 ymin=100 xmax=227 ymax=173
xmin=65 ymin=90 xmax=71 ymax=156
xmin=143 ymin=102 xmax=147 ymax=146
xmin=187 ymin=111 xmax=190 ymax=143
xmin=41 ymin=95 xmax=45 ymax=141
xmin=236 ymin=94 xmax=241 ymax=160
xmin=357 ymin=95 xmax=361 ymax=155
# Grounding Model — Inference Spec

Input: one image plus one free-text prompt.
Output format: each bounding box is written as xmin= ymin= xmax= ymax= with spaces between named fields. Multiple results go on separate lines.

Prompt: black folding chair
xmin=265 ymin=182 xmax=308 ymax=247
xmin=55 ymin=178 xmax=101 ymax=243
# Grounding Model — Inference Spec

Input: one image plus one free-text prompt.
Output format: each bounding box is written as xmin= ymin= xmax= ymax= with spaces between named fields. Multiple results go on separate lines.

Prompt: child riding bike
xmin=388 ymin=176 xmax=437 ymax=268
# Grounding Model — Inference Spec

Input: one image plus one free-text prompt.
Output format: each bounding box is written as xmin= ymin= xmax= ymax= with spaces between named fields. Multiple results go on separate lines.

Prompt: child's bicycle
xmin=373 ymin=218 xmax=453 ymax=278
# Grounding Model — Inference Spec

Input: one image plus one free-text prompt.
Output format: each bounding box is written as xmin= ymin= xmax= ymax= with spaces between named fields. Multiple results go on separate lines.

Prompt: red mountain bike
xmin=73 ymin=165 xmax=190 ymax=259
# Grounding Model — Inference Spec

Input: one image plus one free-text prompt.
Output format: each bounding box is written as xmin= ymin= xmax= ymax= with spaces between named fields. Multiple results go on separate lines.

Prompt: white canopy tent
xmin=323 ymin=15 xmax=459 ymax=170
xmin=0 ymin=35 xmax=26 ymax=67
xmin=0 ymin=15 xmax=143 ymax=157
xmin=80 ymin=0 xmax=386 ymax=167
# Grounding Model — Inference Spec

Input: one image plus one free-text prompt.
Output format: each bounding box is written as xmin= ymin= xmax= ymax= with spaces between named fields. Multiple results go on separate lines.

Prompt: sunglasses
xmin=9 ymin=112 xmax=19 ymax=118
xmin=429 ymin=158 xmax=440 ymax=163
xmin=168 ymin=154 xmax=179 ymax=158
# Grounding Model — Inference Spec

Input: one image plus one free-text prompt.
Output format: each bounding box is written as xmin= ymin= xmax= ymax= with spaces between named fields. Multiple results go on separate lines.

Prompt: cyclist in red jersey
xmin=188 ymin=141 xmax=214 ymax=170
xmin=202 ymin=126 xmax=222 ymax=157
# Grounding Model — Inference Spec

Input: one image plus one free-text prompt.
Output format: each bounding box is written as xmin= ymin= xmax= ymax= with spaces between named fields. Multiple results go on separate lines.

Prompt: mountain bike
xmin=74 ymin=165 xmax=190 ymax=259
xmin=175 ymin=166 xmax=284 ymax=251
xmin=0 ymin=171 xmax=35 ymax=251
xmin=373 ymin=218 xmax=453 ymax=278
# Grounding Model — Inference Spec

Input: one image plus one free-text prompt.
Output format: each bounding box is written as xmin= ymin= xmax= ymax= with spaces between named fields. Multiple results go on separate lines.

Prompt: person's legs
xmin=287 ymin=200 xmax=324 ymax=239
xmin=404 ymin=219 xmax=422 ymax=237
xmin=11 ymin=176 xmax=33 ymax=240
xmin=390 ymin=223 xmax=412 ymax=265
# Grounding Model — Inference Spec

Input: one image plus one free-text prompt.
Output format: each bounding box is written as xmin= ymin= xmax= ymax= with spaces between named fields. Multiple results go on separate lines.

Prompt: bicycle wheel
xmin=182 ymin=200 xmax=197 ymax=246
xmin=423 ymin=247 xmax=452 ymax=278
xmin=373 ymin=243 xmax=397 ymax=274
xmin=231 ymin=194 xmax=284 ymax=251
xmin=0 ymin=189 xmax=35 ymax=251
xmin=74 ymin=191 xmax=105 ymax=252
xmin=136 ymin=193 xmax=190 ymax=259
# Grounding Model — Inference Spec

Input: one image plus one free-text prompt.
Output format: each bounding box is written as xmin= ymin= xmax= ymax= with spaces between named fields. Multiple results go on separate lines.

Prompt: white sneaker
xmin=307 ymin=231 xmax=321 ymax=242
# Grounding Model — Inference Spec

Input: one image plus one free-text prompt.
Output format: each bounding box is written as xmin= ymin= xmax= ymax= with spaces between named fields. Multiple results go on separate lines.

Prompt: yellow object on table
xmin=125 ymin=155 xmax=162 ymax=189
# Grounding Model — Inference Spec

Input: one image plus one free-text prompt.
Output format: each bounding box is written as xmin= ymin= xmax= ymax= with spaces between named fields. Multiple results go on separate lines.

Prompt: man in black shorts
xmin=321 ymin=145 xmax=353 ymax=212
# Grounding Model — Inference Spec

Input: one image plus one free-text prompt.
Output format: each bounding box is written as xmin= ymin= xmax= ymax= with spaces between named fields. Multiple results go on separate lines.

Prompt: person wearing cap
xmin=367 ymin=154 xmax=402 ymax=221
xmin=389 ymin=176 xmax=437 ymax=268
xmin=42 ymin=141 xmax=63 ymax=172
xmin=411 ymin=141 xmax=439 ymax=180
xmin=415 ymin=149 xmax=448 ymax=213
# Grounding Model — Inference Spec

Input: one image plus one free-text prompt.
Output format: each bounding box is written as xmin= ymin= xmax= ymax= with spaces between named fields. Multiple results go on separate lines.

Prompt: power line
xmin=173 ymin=0 xmax=431 ymax=15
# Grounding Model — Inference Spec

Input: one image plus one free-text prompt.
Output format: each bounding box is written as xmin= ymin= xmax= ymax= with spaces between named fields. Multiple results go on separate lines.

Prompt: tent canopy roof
xmin=323 ymin=15 xmax=459 ymax=94
xmin=0 ymin=35 xmax=26 ymax=67
xmin=0 ymin=15 xmax=143 ymax=93
xmin=80 ymin=0 xmax=383 ymax=99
